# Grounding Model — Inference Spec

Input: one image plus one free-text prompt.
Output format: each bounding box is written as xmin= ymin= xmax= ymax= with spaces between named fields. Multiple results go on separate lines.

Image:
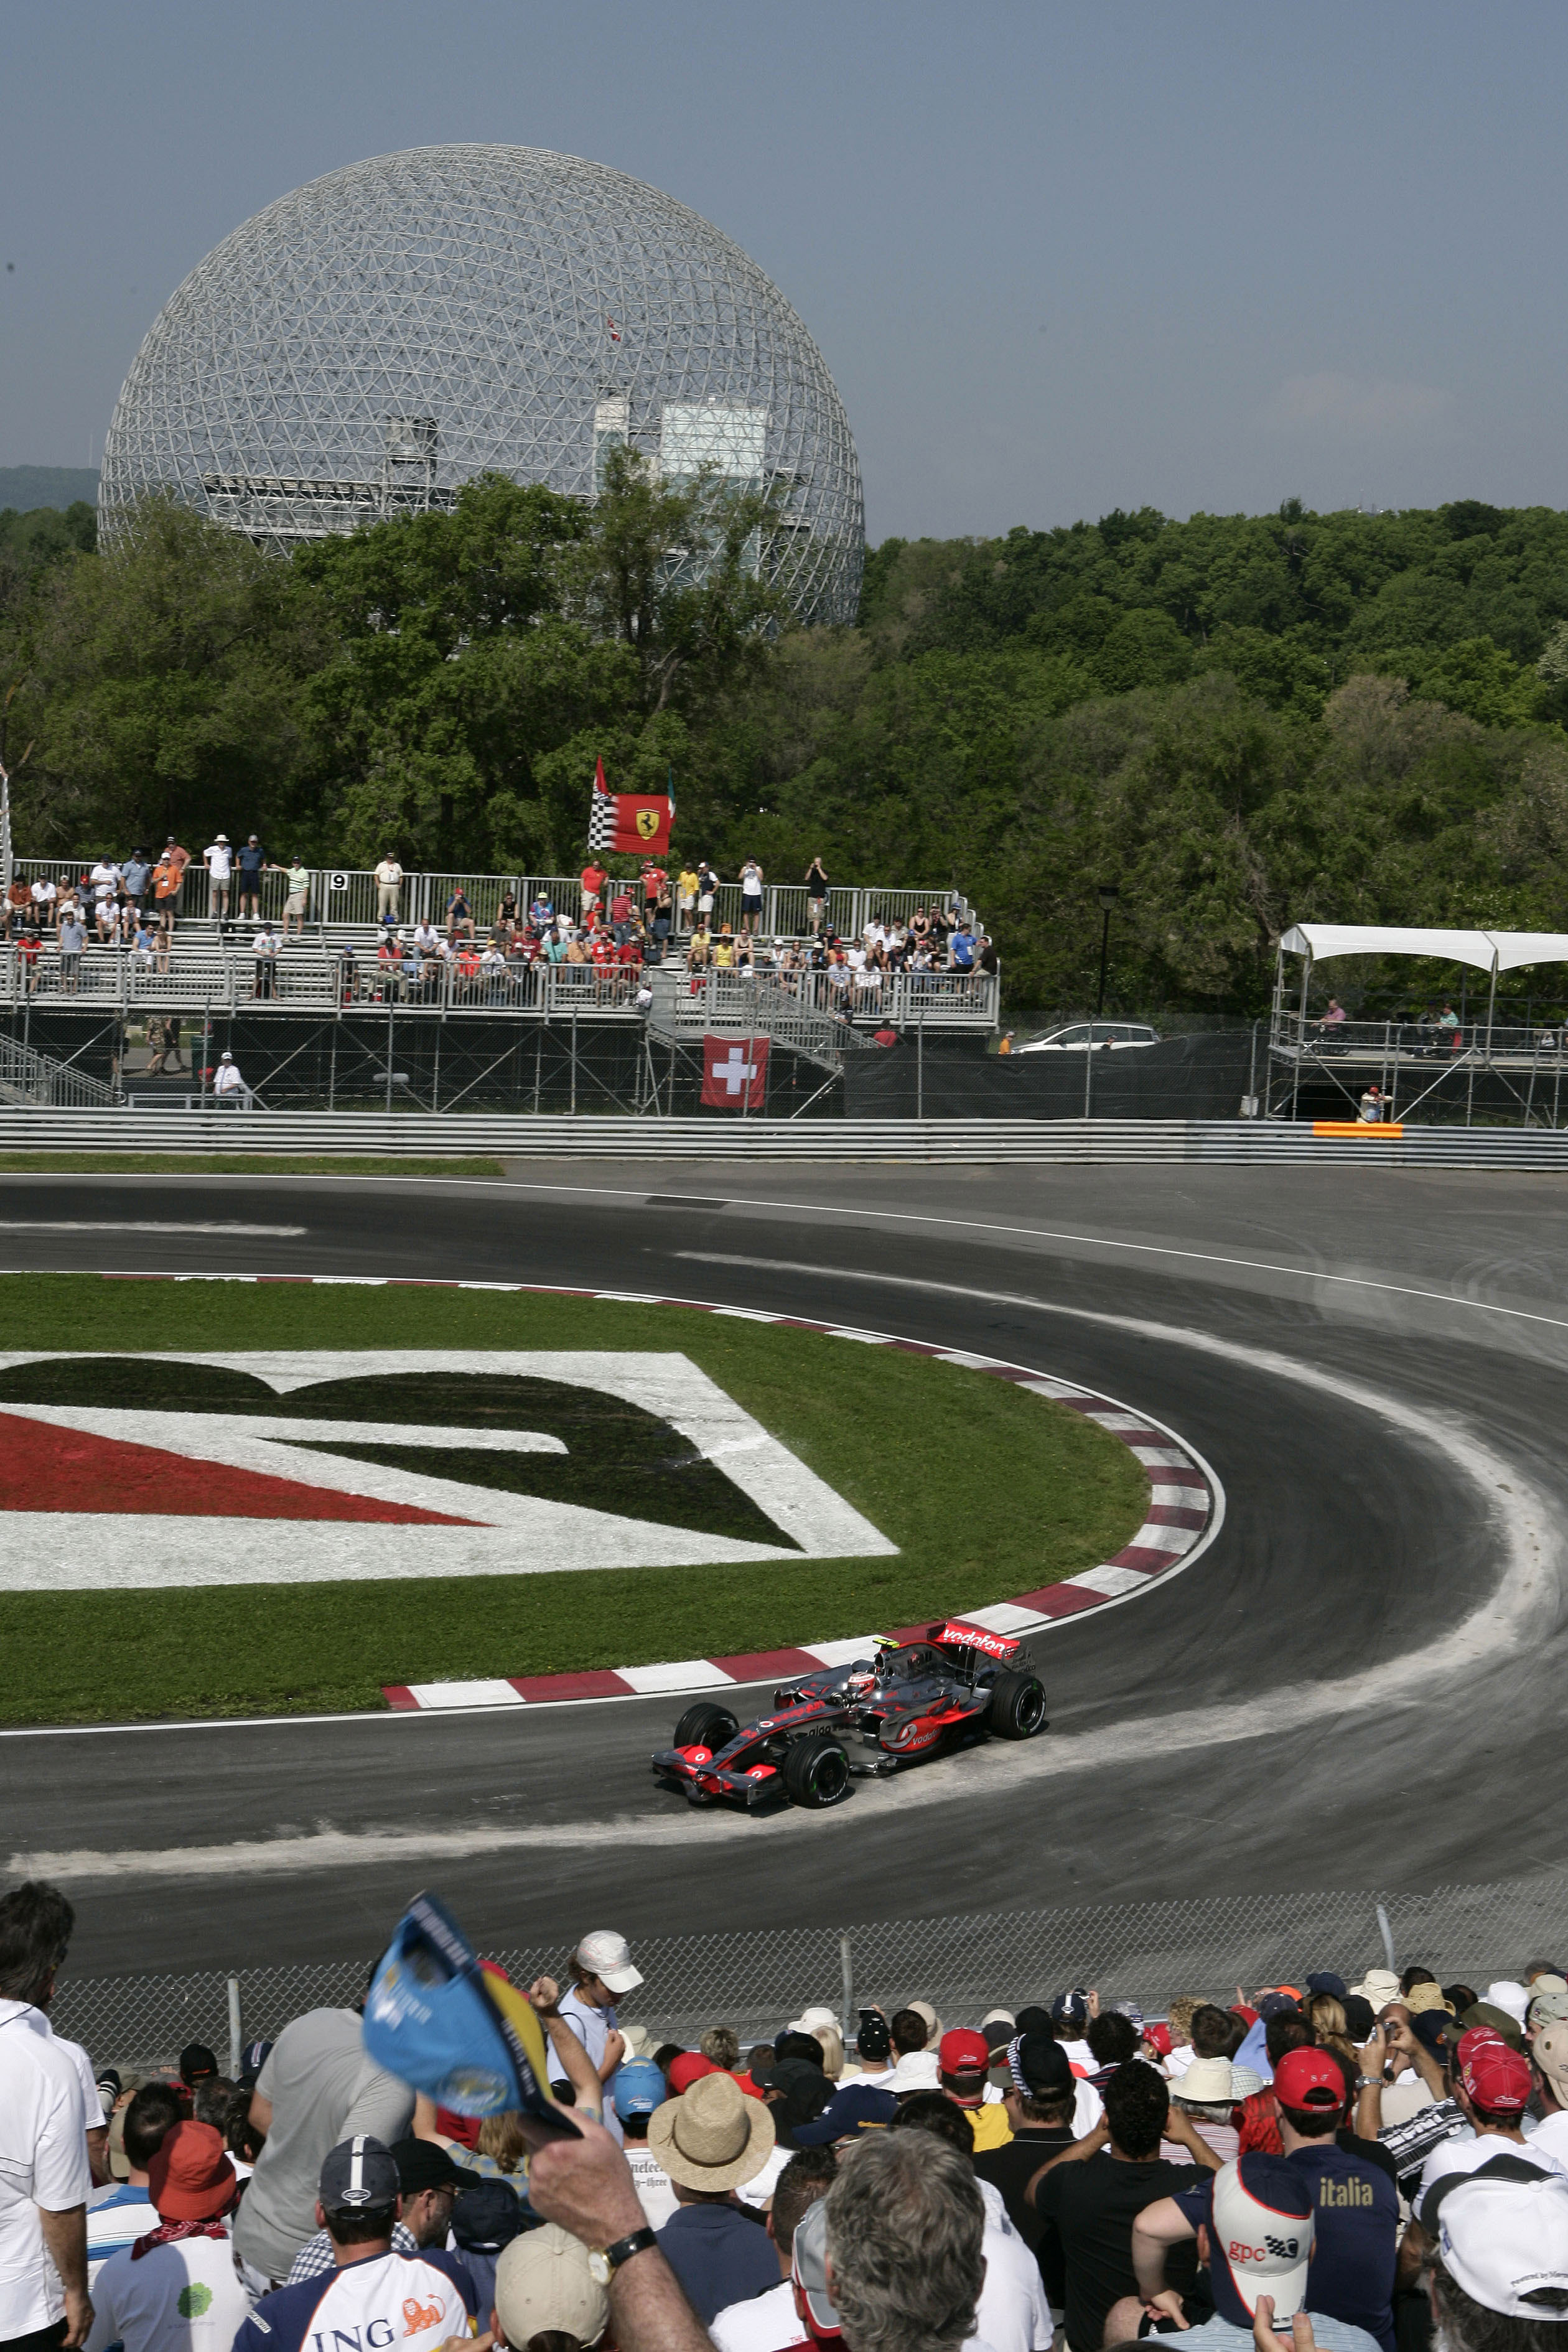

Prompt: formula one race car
xmin=650 ymin=1620 xmax=1047 ymax=1811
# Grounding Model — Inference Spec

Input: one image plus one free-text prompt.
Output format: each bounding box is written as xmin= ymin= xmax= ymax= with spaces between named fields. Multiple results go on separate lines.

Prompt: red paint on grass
xmin=0 ymin=1412 xmax=480 ymax=1524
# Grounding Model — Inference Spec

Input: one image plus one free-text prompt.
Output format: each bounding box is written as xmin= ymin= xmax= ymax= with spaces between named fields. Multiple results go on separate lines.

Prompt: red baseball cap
xmin=1274 ymin=2047 xmax=1348 ymax=2114
xmin=666 ymin=2053 xmax=721 ymax=2094
xmin=939 ymin=2029 xmax=991 ymax=2104
xmin=1143 ymin=2022 xmax=1174 ymax=2058
xmin=1459 ymin=2038 xmax=1533 ymax=2115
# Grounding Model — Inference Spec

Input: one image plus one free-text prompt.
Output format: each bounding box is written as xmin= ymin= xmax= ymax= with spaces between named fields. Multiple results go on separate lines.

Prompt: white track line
xmin=0 ymin=1220 xmax=307 ymax=1235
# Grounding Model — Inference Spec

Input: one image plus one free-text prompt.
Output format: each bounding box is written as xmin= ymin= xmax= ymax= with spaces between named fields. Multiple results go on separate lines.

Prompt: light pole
xmin=1094 ymin=883 xmax=1119 ymax=1019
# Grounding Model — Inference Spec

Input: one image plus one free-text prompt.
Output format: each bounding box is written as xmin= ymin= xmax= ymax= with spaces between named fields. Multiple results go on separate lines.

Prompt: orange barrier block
xmin=1312 ymin=1120 xmax=1405 ymax=1139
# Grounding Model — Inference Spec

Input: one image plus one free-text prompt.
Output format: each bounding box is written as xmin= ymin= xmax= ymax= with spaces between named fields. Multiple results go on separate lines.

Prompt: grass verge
xmin=0 ymin=1155 xmax=505 ymax=1177
xmin=0 ymin=1276 xmax=1148 ymax=1723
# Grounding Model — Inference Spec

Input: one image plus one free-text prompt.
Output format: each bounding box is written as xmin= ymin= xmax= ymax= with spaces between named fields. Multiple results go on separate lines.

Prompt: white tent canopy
xmin=1280 ymin=924 xmax=1568 ymax=974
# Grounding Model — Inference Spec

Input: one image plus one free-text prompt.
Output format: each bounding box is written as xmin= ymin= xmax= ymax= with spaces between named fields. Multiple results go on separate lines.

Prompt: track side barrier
xmin=0 ymin=1111 xmax=1566 ymax=1163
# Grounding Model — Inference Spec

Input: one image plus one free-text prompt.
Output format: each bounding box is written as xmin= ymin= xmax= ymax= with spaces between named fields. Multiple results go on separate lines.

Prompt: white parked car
xmin=1017 ymin=1021 xmax=1162 ymax=1053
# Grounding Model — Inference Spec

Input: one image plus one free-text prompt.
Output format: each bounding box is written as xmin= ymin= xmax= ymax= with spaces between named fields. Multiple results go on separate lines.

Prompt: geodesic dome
xmin=100 ymin=142 xmax=864 ymax=625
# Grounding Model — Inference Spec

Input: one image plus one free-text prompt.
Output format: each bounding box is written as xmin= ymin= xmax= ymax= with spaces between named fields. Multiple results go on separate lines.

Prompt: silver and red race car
xmin=650 ymin=1620 xmax=1047 ymax=1811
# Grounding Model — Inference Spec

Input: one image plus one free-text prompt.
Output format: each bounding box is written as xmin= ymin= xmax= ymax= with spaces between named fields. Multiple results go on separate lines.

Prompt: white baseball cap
xmin=1427 ymin=2156 xmax=1568 ymax=2320
xmin=1208 ymin=2156 xmax=1315 ymax=2323
xmin=576 ymin=1930 xmax=642 ymax=1995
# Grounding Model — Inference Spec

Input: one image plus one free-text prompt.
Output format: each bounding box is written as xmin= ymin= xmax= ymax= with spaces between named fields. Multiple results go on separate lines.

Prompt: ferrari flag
xmin=588 ymin=754 xmax=674 ymax=854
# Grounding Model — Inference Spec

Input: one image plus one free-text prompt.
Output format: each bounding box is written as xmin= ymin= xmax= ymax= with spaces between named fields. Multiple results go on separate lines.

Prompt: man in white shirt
xmin=202 ymin=838 xmax=233 ymax=921
xmin=548 ymin=1932 xmax=641 ymax=2147
xmin=85 ymin=2120 xmax=250 ymax=2352
xmin=1529 ymin=2021 xmax=1568 ymax=2165
xmin=711 ymin=2150 xmax=836 ymax=2352
xmin=0 ymin=1880 xmax=93 ymax=2350
xmin=212 ymin=1052 xmax=246 ymax=1102
xmin=373 ymin=857 xmax=404 ymax=921
xmin=611 ymin=2062 xmax=677 ymax=2231
xmin=1419 ymin=2033 xmax=1567 ymax=2198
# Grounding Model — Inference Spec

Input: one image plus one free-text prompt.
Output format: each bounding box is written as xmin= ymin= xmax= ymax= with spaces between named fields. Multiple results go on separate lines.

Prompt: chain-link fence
xmin=47 ymin=1875 xmax=1568 ymax=2075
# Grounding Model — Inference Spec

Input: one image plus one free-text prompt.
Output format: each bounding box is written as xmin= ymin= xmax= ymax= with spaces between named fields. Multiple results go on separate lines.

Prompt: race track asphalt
xmin=1 ymin=1157 xmax=1566 ymax=1976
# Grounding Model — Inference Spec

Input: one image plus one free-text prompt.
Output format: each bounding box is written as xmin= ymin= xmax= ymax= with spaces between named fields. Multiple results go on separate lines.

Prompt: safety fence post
xmin=839 ymin=1933 xmax=854 ymax=2043
xmin=226 ymin=1976 xmax=241 ymax=2079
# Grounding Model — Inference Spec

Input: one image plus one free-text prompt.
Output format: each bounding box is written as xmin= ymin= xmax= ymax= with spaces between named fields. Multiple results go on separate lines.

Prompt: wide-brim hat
xmin=888 ymin=2050 xmax=940 ymax=2093
xmin=1175 ymin=2056 xmax=1234 ymax=2104
xmin=495 ymin=2223 xmax=608 ymax=2350
xmin=1350 ymin=1969 xmax=1401 ymax=2006
xmin=648 ymin=2068 xmax=775 ymax=2192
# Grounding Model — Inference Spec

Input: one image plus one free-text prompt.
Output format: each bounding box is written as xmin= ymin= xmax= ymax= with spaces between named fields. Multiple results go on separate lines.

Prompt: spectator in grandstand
xmin=490 ymin=2219 xmax=607 ymax=2351
xmin=373 ymin=854 xmax=403 ymax=923
xmin=233 ymin=2135 xmax=477 ymax=2352
xmin=274 ymin=855 xmax=311 ymax=937
xmin=890 ymin=2093 xmax=1052 ymax=2352
xmin=212 ymin=1050 xmax=246 ymax=1102
xmin=935 ymin=2030 xmax=1009 ymax=2154
xmin=0 ymin=1880 xmax=93 ymax=2352
xmin=1029 ymin=2060 xmax=1218 ymax=2352
xmin=235 ymin=836 xmax=270 ymax=918
xmin=545 ymin=1932 xmax=642 ymax=2140
xmin=842 ymin=2011 xmax=895 ymax=2087
xmin=86 ymin=2084 xmax=182 ymax=2281
xmin=284 ymin=2135 xmax=479 ymax=2284
xmin=649 ymin=2070 xmax=778 ymax=2322
xmin=1167 ymin=2055 xmax=1239 ymax=2163
xmin=153 ymin=838 xmax=189 ymax=930
xmin=890 ymin=2006 xmax=930 ymax=2056
xmin=1124 ymin=2152 xmax=1383 ymax=2352
xmin=581 ymin=859 xmax=607 ymax=922
xmin=950 ymin=923 xmax=976 ymax=972
xmin=709 ymin=2147 xmax=836 ymax=2352
xmin=447 ymin=2177 xmax=524 ymax=2318
xmin=1417 ymin=2033 xmax=1565 ymax=2197
xmin=1531 ymin=2022 xmax=1568 ymax=2167
xmin=1084 ymin=2009 xmax=1140 ymax=2093
xmin=202 ymin=835 xmax=233 ymax=922
xmin=1422 ymin=2162 xmax=1568 ymax=2352
xmin=57 ymin=908 xmax=85 ymax=992
xmin=739 ymin=859 xmax=764 ymax=935
xmin=231 ymin=1990 xmax=415 ymax=2290
xmin=697 ymin=862 xmax=718 ymax=925
xmin=446 ymin=886 xmax=475 ymax=940
xmin=1235 ymin=2005 xmax=1314 ymax=2154
xmin=83 ymin=2119 xmax=249 ymax=2352
xmin=252 ymin=922 xmax=279 ymax=998
xmin=819 ymin=2131 xmax=985 ymax=2352
xmin=1133 ymin=2045 xmax=1398 ymax=2352
xmin=615 ymin=2060 xmax=677 ymax=2229
xmin=976 ymin=2032 xmax=1079 ymax=2280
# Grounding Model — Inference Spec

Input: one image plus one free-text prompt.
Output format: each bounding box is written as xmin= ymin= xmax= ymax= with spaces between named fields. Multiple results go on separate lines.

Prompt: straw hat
xmin=648 ymin=2069 xmax=775 ymax=2193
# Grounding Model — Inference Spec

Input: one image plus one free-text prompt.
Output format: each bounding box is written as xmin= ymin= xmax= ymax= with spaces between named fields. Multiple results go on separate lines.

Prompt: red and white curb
xmin=96 ymin=1272 xmax=1221 ymax=1710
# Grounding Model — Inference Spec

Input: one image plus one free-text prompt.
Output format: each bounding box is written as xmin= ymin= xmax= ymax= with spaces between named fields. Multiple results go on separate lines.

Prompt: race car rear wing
xmin=928 ymin=1618 xmax=1022 ymax=1664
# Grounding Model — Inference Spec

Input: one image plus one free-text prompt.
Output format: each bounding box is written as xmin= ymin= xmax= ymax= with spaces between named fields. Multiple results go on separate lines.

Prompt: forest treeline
xmin=5 ymin=480 xmax=1568 ymax=1012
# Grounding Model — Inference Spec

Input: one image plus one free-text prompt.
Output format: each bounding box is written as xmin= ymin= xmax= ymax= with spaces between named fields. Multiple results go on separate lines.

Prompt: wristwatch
xmin=1355 ymin=2074 xmax=1384 ymax=2089
xmin=587 ymin=2227 xmax=658 ymax=2285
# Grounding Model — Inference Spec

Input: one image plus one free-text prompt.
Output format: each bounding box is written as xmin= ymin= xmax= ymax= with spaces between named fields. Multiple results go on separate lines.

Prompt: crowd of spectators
xmin=16 ymin=1884 xmax=1566 ymax=2352
xmin=0 ymin=849 xmax=994 ymax=1017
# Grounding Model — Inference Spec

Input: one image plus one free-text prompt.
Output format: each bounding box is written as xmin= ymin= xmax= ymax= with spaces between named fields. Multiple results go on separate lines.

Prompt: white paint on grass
xmin=0 ymin=1349 xmax=896 ymax=1589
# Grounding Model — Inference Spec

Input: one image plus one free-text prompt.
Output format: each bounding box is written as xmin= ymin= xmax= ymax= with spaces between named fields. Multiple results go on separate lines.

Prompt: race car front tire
xmin=987 ymin=1669 xmax=1047 ymax=1738
xmin=782 ymin=1734 xmax=852 ymax=1808
xmin=672 ymin=1700 xmax=740 ymax=1753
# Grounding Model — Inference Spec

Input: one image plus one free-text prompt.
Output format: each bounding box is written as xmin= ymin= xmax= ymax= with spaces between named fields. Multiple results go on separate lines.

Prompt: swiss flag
xmin=701 ymin=1034 xmax=769 ymax=1111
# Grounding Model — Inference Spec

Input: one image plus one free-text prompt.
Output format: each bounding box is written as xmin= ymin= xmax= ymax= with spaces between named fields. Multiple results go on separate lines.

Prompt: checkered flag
xmin=587 ymin=754 xmax=615 ymax=849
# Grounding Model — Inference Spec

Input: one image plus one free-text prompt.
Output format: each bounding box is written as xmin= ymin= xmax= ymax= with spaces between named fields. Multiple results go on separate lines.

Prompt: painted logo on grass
xmin=0 ymin=1350 xmax=897 ymax=1591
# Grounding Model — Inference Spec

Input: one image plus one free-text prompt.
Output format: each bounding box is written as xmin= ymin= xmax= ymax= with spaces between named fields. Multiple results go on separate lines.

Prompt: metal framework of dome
xmin=100 ymin=142 xmax=864 ymax=625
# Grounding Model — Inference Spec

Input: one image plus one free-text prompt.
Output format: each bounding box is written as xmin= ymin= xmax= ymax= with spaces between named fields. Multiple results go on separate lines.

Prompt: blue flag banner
xmin=363 ymin=1891 xmax=578 ymax=2136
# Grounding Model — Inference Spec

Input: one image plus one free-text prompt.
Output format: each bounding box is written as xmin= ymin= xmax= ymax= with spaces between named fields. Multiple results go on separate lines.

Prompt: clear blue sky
xmin=4 ymin=0 xmax=1566 ymax=542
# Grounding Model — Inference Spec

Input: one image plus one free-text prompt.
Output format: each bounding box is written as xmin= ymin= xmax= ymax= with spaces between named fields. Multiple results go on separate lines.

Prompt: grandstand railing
xmin=0 ymin=945 xmax=1000 ymax=1032
xmin=0 ymin=1030 xmax=119 ymax=1107
xmin=9 ymin=860 xmax=976 ymax=949
xmin=45 ymin=1874 xmax=1568 ymax=2073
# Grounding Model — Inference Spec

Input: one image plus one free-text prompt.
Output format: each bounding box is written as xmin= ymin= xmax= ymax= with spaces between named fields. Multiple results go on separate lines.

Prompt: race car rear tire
xmin=782 ymin=1734 xmax=852 ymax=1809
xmin=987 ymin=1669 xmax=1047 ymax=1739
xmin=672 ymin=1701 xmax=739 ymax=1753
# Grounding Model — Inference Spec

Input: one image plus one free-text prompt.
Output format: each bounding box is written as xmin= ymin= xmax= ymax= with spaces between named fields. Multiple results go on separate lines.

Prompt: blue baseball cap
xmin=789 ymin=2082 xmax=900 ymax=2146
xmin=612 ymin=2059 xmax=667 ymax=2119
